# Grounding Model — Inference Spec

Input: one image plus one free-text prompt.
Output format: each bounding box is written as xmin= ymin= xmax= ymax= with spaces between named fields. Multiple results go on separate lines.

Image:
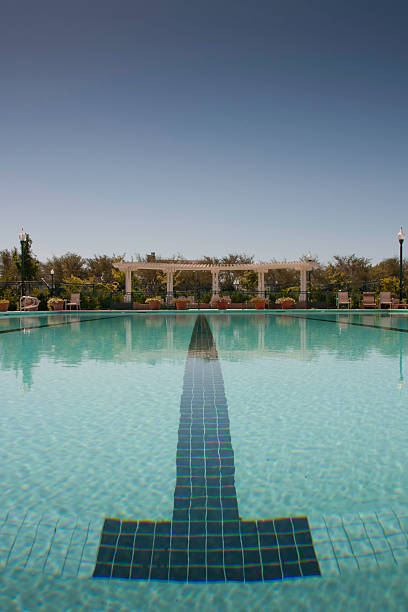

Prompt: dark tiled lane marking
xmin=290 ymin=314 xmax=408 ymax=333
xmin=93 ymin=315 xmax=320 ymax=582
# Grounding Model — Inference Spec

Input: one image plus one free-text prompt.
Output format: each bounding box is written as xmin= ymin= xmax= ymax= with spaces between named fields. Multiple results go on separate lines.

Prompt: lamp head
xmin=50 ymin=268 xmax=54 ymax=276
xmin=398 ymin=227 xmax=405 ymax=243
xmin=19 ymin=228 xmax=26 ymax=242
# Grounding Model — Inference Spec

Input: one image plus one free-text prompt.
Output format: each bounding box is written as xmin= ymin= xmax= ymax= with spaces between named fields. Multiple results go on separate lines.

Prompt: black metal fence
xmin=0 ymin=280 xmax=406 ymax=311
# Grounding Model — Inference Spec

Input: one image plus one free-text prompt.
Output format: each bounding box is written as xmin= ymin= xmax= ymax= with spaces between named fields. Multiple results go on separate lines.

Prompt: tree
xmin=12 ymin=234 xmax=39 ymax=280
xmin=326 ymin=254 xmax=371 ymax=287
xmin=297 ymin=255 xmax=330 ymax=288
xmin=370 ymin=257 xmax=400 ymax=281
xmin=0 ymin=249 xmax=19 ymax=280
xmin=264 ymin=258 xmax=299 ymax=289
xmin=240 ymin=270 xmax=257 ymax=290
xmin=86 ymin=255 xmax=117 ymax=283
xmin=42 ymin=253 xmax=86 ymax=282
xmin=219 ymin=253 xmax=254 ymax=291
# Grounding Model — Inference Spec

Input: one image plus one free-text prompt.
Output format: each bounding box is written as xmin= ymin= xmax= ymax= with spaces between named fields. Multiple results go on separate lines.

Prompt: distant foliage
xmin=1 ymin=242 xmax=408 ymax=309
xmin=380 ymin=276 xmax=400 ymax=294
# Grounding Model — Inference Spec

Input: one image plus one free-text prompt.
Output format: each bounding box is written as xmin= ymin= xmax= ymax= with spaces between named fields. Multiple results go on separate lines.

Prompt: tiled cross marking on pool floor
xmin=93 ymin=315 xmax=320 ymax=582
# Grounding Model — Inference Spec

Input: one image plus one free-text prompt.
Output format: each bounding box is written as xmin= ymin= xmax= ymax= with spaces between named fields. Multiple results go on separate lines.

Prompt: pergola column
xmin=166 ymin=315 xmax=174 ymax=350
xmin=299 ymin=269 xmax=307 ymax=303
xmin=166 ymin=270 xmax=174 ymax=304
xmin=124 ymin=268 xmax=132 ymax=302
xmin=300 ymin=316 xmax=307 ymax=351
xmin=257 ymin=318 xmax=265 ymax=351
xmin=125 ymin=317 xmax=132 ymax=351
xmin=212 ymin=270 xmax=219 ymax=298
xmin=257 ymin=271 xmax=265 ymax=296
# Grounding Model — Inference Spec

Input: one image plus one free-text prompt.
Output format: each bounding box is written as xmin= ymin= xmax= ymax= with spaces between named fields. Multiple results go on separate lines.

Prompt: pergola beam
xmin=114 ymin=261 xmax=316 ymax=273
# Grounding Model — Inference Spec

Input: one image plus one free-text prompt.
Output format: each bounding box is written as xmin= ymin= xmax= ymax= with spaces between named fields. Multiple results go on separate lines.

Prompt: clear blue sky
xmin=1 ymin=0 xmax=407 ymax=264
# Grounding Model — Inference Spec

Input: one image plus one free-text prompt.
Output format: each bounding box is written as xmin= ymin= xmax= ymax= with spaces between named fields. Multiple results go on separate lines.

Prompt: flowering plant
xmin=145 ymin=296 xmax=163 ymax=303
xmin=47 ymin=297 xmax=64 ymax=306
xmin=275 ymin=296 xmax=296 ymax=304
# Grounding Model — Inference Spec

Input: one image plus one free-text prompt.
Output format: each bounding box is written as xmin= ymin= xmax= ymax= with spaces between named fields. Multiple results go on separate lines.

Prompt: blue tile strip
xmin=93 ymin=315 xmax=320 ymax=581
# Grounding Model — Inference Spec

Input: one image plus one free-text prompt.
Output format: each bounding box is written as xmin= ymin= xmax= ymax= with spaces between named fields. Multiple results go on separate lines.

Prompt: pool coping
xmin=1 ymin=309 xmax=408 ymax=318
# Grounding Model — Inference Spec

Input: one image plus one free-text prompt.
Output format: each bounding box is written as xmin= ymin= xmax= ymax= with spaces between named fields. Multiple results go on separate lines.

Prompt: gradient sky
xmin=1 ymin=0 xmax=407 ymax=264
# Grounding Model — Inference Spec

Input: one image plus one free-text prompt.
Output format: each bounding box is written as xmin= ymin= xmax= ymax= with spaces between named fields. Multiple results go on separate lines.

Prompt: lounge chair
xmin=362 ymin=292 xmax=376 ymax=308
xmin=19 ymin=296 xmax=40 ymax=311
xmin=66 ymin=293 xmax=80 ymax=310
xmin=390 ymin=296 xmax=407 ymax=309
xmin=336 ymin=291 xmax=351 ymax=309
xmin=379 ymin=292 xmax=393 ymax=309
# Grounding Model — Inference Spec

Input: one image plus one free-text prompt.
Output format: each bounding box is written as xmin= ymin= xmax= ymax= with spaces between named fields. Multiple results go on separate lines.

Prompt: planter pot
xmin=254 ymin=300 xmax=266 ymax=310
xmin=0 ymin=302 xmax=9 ymax=312
xmin=148 ymin=300 xmax=161 ymax=310
xmin=217 ymin=300 xmax=229 ymax=310
xmin=281 ymin=301 xmax=294 ymax=309
xmin=52 ymin=301 xmax=64 ymax=311
xmin=176 ymin=301 xmax=188 ymax=310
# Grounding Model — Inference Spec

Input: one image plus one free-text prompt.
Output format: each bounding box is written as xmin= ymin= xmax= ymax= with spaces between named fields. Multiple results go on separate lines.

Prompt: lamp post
xmin=50 ymin=268 xmax=55 ymax=297
xmin=397 ymin=227 xmax=405 ymax=303
xmin=306 ymin=252 xmax=313 ymax=309
xmin=19 ymin=228 xmax=26 ymax=297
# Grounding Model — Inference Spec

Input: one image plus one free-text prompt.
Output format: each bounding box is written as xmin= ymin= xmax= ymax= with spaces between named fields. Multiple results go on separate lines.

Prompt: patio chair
xmin=379 ymin=292 xmax=393 ymax=309
xmin=390 ymin=296 xmax=406 ymax=309
xmin=66 ymin=293 xmax=80 ymax=310
xmin=19 ymin=296 xmax=40 ymax=311
xmin=362 ymin=292 xmax=376 ymax=308
xmin=336 ymin=291 xmax=351 ymax=309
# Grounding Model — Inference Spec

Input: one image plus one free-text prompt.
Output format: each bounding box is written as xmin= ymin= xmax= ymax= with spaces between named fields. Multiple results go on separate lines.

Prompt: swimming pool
xmin=1 ymin=311 xmax=408 ymax=610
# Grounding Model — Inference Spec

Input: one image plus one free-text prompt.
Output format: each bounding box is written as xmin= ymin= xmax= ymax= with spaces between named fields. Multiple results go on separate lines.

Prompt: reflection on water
xmin=0 ymin=312 xmax=407 ymax=391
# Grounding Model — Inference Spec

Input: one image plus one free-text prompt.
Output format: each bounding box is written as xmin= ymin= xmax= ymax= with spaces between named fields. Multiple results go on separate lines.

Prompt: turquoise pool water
xmin=1 ymin=311 xmax=408 ymax=610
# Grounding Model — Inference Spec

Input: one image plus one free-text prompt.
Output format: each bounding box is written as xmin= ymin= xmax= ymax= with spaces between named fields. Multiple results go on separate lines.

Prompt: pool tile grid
xmin=0 ymin=511 xmax=101 ymax=577
xmin=2 ymin=506 xmax=408 ymax=579
xmin=93 ymin=516 xmax=319 ymax=582
xmin=93 ymin=315 xmax=320 ymax=583
xmin=310 ymin=508 xmax=408 ymax=576
xmin=290 ymin=313 xmax=408 ymax=334
xmin=3 ymin=315 xmax=408 ymax=582
xmin=0 ymin=314 xmax=129 ymax=335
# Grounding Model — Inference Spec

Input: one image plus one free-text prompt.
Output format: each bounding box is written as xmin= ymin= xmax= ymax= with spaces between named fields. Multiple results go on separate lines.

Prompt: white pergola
xmin=113 ymin=260 xmax=318 ymax=303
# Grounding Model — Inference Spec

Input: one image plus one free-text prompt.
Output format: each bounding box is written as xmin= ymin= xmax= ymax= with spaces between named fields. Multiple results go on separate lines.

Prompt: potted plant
xmin=275 ymin=296 xmax=296 ymax=309
xmin=145 ymin=296 xmax=163 ymax=310
xmin=0 ymin=299 xmax=9 ymax=312
xmin=216 ymin=298 xmax=229 ymax=310
xmin=250 ymin=297 xmax=268 ymax=310
xmin=47 ymin=297 xmax=64 ymax=311
xmin=175 ymin=297 xmax=189 ymax=310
